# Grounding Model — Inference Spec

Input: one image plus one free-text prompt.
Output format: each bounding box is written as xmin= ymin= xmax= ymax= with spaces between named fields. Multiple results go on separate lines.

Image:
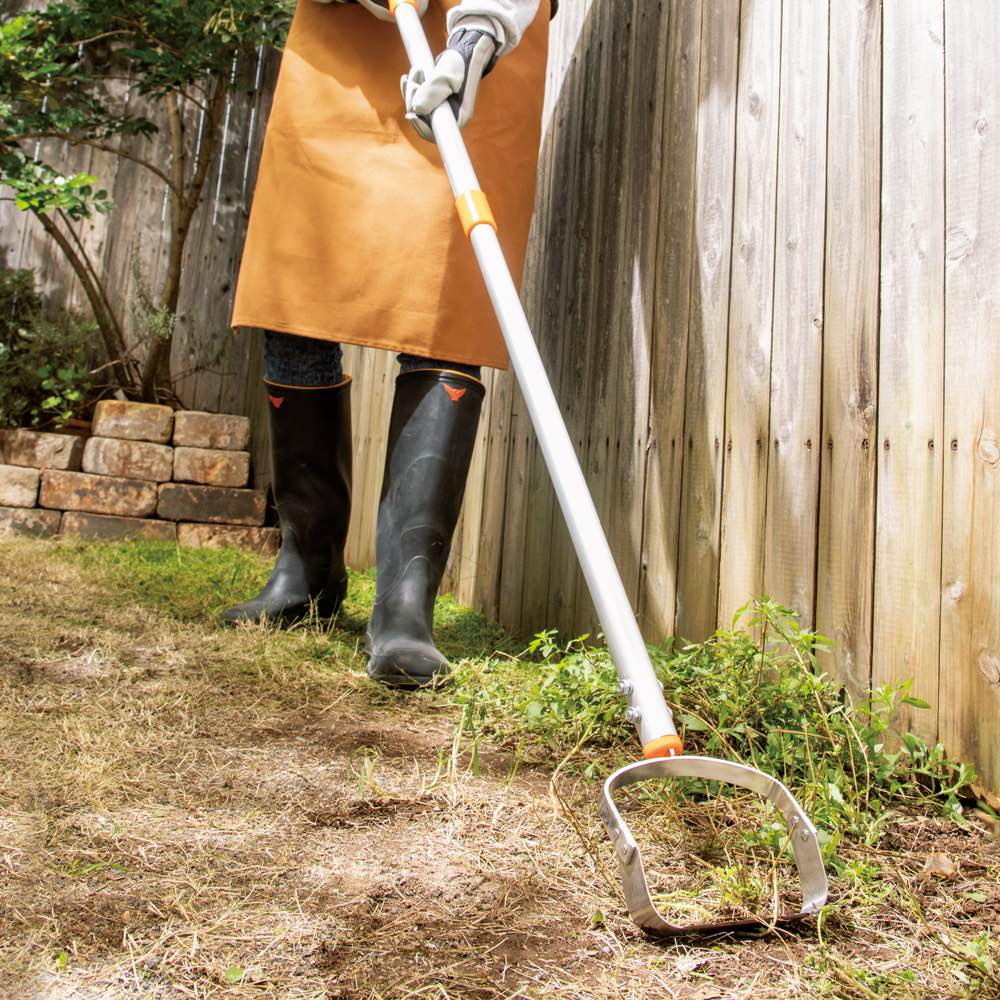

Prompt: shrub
xmin=0 ymin=267 xmax=98 ymax=429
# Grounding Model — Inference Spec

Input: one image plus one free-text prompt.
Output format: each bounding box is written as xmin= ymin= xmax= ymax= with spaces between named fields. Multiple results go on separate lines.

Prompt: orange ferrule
xmin=388 ymin=0 xmax=418 ymax=15
xmin=642 ymin=734 xmax=684 ymax=760
xmin=455 ymin=189 xmax=497 ymax=238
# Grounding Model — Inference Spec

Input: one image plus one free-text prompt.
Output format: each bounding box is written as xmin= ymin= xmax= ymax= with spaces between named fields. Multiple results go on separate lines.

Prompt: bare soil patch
xmin=0 ymin=539 xmax=997 ymax=999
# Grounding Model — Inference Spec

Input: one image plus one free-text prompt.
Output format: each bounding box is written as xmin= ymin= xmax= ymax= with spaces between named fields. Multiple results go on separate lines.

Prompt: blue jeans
xmin=263 ymin=330 xmax=481 ymax=385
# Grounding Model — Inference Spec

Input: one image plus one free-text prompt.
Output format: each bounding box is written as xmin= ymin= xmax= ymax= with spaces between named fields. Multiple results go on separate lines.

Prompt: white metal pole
xmin=393 ymin=3 xmax=678 ymax=754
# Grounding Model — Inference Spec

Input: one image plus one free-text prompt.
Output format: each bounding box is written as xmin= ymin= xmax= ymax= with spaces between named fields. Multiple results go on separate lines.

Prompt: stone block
xmin=157 ymin=483 xmax=266 ymax=526
xmin=91 ymin=400 xmax=174 ymax=444
xmin=0 ymin=506 xmax=62 ymax=537
xmin=173 ymin=411 xmax=251 ymax=451
xmin=172 ymin=447 xmax=250 ymax=488
xmin=40 ymin=470 xmax=158 ymax=518
xmin=0 ymin=428 xmax=84 ymax=470
xmin=0 ymin=464 xmax=40 ymax=507
xmin=61 ymin=511 xmax=177 ymax=542
xmin=178 ymin=522 xmax=280 ymax=557
xmin=82 ymin=436 xmax=174 ymax=482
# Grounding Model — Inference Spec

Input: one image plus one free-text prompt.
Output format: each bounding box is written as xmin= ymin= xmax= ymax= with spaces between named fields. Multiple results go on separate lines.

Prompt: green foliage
xmin=0 ymin=267 xmax=96 ymax=428
xmin=49 ymin=540 xmax=978 ymax=869
xmin=1 ymin=154 xmax=111 ymax=220
xmin=451 ymin=598 xmax=975 ymax=859
xmin=1 ymin=1 xmax=295 ymax=398
xmin=1 ymin=2 xmax=293 ymax=139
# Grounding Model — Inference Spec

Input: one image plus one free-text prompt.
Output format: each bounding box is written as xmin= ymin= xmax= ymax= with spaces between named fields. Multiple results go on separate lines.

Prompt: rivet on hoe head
xmin=618 ymin=680 xmax=633 ymax=696
xmin=624 ymin=707 xmax=642 ymax=724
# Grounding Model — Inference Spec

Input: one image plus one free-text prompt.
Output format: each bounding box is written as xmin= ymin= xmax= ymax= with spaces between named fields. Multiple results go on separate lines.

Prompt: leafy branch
xmin=0 ymin=1 xmax=293 ymax=402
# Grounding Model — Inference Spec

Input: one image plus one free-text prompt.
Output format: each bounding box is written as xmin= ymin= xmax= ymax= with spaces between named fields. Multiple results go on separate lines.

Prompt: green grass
xmin=450 ymin=600 xmax=977 ymax=865
xmin=4 ymin=538 xmax=997 ymax=999
xmin=62 ymin=540 xmax=512 ymax=662
xmin=57 ymin=541 xmax=981 ymax=871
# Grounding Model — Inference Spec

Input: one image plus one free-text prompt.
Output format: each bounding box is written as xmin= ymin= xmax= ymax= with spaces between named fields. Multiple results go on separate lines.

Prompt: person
xmin=227 ymin=0 xmax=553 ymax=689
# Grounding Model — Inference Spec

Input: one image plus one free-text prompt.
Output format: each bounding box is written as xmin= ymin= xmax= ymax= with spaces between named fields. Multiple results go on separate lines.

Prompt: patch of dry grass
xmin=0 ymin=537 xmax=997 ymax=999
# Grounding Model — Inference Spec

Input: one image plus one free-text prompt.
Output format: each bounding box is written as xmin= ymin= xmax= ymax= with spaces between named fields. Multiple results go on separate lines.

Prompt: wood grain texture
xmin=762 ymin=0 xmax=828 ymax=625
xmin=673 ymin=0 xmax=740 ymax=641
xmin=520 ymin=0 xmax=606 ymax=638
xmin=873 ymin=0 xmax=945 ymax=741
xmin=570 ymin=0 xmax=654 ymax=635
xmin=815 ymin=0 xmax=881 ymax=697
xmin=637 ymin=0 xmax=704 ymax=640
xmin=939 ymin=0 xmax=1000 ymax=791
xmin=717 ymin=0 xmax=782 ymax=627
xmin=586 ymin=0 xmax=667 ymax=640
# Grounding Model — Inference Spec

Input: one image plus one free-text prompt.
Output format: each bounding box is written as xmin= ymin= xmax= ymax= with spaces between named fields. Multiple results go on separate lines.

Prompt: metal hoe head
xmin=599 ymin=755 xmax=829 ymax=935
xmin=389 ymin=0 xmax=831 ymax=939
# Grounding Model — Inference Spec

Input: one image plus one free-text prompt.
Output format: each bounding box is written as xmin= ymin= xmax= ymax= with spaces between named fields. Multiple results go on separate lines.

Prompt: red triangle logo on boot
xmin=268 ymin=394 xmax=285 ymax=409
xmin=444 ymin=385 xmax=466 ymax=403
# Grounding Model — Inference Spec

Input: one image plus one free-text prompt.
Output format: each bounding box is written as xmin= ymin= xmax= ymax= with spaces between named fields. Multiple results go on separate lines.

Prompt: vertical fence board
xmin=524 ymin=0 xmax=607 ymax=638
xmin=638 ymin=0 xmax=704 ymax=639
xmin=940 ymin=0 xmax=1000 ymax=791
xmin=816 ymin=0 xmax=881 ymax=697
xmin=873 ymin=0 xmax=945 ymax=740
xmin=762 ymin=0 xmax=828 ymax=625
xmin=717 ymin=0 xmax=782 ymax=627
xmin=588 ymin=0 xmax=667 ymax=638
xmin=673 ymin=0 xmax=741 ymax=641
xmin=570 ymin=0 xmax=653 ymax=633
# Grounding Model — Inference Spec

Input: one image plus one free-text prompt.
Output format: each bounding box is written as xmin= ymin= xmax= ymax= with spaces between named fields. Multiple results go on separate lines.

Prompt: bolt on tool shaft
xmin=391 ymin=0 xmax=678 ymax=757
xmin=388 ymin=0 xmax=829 ymax=936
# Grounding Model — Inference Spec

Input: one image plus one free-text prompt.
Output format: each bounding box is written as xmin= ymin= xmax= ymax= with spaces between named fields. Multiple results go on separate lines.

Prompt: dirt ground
xmin=0 ymin=538 xmax=997 ymax=999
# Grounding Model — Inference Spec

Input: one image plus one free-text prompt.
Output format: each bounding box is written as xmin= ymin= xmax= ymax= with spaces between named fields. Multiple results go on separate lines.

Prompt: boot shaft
xmin=265 ymin=377 xmax=353 ymax=554
xmin=367 ymin=369 xmax=485 ymax=682
xmin=376 ymin=369 xmax=485 ymax=591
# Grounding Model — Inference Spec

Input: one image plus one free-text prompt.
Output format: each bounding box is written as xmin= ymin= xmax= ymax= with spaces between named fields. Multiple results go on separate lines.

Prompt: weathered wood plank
xmin=472 ymin=368 xmax=514 ymax=618
xmin=638 ymin=0 xmax=703 ymax=640
xmin=873 ymin=0 xmax=945 ymax=741
xmin=571 ymin=0 xmax=650 ymax=635
xmin=673 ymin=0 xmax=740 ymax=642
xmin=939 ymin=0 xmax=1000 ymax=791
xmin=762 ymin=0 xmax=828 ymax=625
xmin=518 ymin=0 xmax=604 ymax=638
xmin=577 ymin=0 xmax=667 ymax=640
xmin=717 ymin=0 xmax=782 ymax=627
xmin=816 ymin=0 xmax=881 ymax=697
xmin=477 ymin=2 xmax=590 ymax=625
xmin=348 ymin=347 xmax=394 ymax=570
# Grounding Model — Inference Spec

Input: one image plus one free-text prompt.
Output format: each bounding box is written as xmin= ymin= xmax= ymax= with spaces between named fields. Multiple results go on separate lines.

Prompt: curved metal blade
xmin=598 ymin=756 xmax=829 ymax=936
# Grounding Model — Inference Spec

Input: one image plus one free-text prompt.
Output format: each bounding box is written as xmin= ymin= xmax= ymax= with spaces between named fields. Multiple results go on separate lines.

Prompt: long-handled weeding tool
xmin=389 ymin=0 xmax=828 ymax=935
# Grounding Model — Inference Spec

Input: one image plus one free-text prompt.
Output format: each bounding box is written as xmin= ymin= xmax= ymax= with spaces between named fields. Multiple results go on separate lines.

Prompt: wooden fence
xmin=2 ymin=0 xmax=997 ymax=792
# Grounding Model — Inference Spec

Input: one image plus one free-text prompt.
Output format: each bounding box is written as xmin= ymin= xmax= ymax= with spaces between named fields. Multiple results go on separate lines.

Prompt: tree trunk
xmin=139 ymin=76 xmax=231 ymax=403
xmin=34 ymin=210 xmax=137 ymax=395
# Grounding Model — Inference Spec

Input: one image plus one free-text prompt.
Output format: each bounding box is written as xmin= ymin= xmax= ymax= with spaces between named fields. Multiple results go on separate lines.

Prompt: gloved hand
xmin=311 ymin=0 xmax=429 ymax=22
xmin=401 ymin=26 xmax=498 ymax=141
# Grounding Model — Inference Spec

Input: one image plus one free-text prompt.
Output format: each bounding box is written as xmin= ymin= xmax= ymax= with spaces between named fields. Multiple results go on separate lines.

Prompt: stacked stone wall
xmin=0 ymin=404 xmax=278 ymax=556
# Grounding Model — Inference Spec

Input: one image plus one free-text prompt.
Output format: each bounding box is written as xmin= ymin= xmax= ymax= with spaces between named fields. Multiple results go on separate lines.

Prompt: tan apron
xmin=232 ymin=0 xmax=549 ymax=370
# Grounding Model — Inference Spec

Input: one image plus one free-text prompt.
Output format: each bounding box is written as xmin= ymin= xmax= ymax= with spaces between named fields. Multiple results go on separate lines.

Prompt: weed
xmin=1 ymin=539 xmax=995 ymax=1000
xmin=450 ymin=598 xmax=975 ymax=864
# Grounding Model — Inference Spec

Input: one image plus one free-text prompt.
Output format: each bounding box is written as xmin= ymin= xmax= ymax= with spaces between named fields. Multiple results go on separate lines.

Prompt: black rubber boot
xmin=366 ymin=369 xmax=485 ymax=688
xmin=223 ymin=378 xmax=352 ymax=625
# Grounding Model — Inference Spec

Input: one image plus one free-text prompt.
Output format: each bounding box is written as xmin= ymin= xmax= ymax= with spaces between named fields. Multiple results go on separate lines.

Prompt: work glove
xmin=311 ymin=0 xmax=429 ymax=22
xmin=401 ymin=26 xmax=498 ymax=141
